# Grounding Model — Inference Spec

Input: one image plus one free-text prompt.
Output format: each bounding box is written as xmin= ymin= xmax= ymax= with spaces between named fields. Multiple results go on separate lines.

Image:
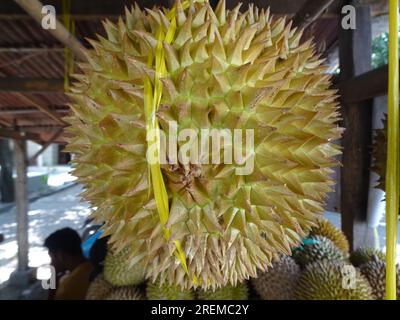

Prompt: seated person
xmin=44 ymin=228 xmax=93 ymax=300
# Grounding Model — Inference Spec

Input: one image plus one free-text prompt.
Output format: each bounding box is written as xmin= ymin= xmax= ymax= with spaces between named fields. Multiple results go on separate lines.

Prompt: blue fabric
xmin=82 ymin=229 xmax=104 ymax=258
xmin=294 ymin=237 xmax=320 ymax=251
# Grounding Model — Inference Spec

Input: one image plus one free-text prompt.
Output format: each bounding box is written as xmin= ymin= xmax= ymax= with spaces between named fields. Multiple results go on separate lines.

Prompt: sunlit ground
xmin=26 ymin=166 xmax=77 ymax=188
xmin=0 ymin=184 xmax=90 ymax=284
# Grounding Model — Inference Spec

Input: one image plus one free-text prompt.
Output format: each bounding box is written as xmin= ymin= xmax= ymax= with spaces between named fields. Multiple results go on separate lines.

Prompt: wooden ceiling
xmin=0 ymin=0 xmax=349 ymax=144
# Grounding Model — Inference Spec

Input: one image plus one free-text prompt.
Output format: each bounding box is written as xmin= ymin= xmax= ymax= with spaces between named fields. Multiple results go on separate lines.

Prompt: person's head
xmin=44 ymin=228 xmax=83 ymax=272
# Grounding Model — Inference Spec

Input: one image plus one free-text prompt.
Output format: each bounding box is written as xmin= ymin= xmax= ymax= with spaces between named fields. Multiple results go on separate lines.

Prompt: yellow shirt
xmin=55 ymin=262 xmax=93 ymax=300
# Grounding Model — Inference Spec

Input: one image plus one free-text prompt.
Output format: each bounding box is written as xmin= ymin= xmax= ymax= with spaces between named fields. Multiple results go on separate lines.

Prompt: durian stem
xmin=386 ymin=0 xmax=399 ymax=301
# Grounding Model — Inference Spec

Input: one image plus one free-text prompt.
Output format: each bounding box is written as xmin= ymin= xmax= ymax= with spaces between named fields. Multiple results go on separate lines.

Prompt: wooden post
xmin=0 ymin=139 xmax=15 ymax=202
xmin=13 ymin=138 xmax=29 ymax=271
xmin=339 ymin=2 xmax=375 ymax=250
xmin=337 ymin=61 xmax=400 ymax=102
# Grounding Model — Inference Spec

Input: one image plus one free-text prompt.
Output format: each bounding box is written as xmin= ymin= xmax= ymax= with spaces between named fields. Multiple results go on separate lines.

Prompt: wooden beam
xmin=292 ymin=0 xmax=335 ymax=29
xmin=226 ymin=0 xmax=307 ymax=13
xmin=1 ymin=0 xmax=322 ymax=18
xmin=0 ymin=118 xmax=12 ymax=127
xmin=0 ymin=78 xmax=64 ymax=93
xmin=11 ymin=124 xmax=64 ymax=129
xmin=339 ymin=2 xmax=374 ymax=250
xmin=0 ymin=106 xmax=69 ymax=114
xmin=13 ymin=93 xmax=67 ymax=126
xmin=0 ymin=128 xmax=41 ymax=141
xmin=0 ymin=46 xmax=64 ymax=53
xmin=13 ymin=0 xmax=87 ymax=61
xmin=1 ymin=0 xmax=167 ymax=19
xmin=337 ymin=62 xmax=398 ymax=102
xmin=29 ymin=128 xmax=63 ymax=164
xmin=13 ymin=138 xmax=29 ymax=271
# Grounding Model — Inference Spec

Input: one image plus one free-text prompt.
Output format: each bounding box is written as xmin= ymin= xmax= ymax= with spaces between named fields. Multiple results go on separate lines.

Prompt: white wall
xmin=27 ymin=141 xmax=58 ymax=166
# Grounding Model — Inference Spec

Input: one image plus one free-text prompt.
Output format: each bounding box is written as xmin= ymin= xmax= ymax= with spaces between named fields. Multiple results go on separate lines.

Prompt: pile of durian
xmin=86 ymin=246 xmax=249 ymax=300
xmin=86 ymin=218 xmax=398 ymax=300
xmin=86 ymin=247 xmax=146 ymax=300
xmin=251 ymin=218 xmax=400 ymax=300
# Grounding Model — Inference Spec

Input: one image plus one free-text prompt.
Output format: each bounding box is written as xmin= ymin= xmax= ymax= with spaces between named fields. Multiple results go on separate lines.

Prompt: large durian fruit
xmin=147 ymin=281 xmax=195 ymax=300
xmin=310 ymin=218 xmax=349 ymax=254
xmin=251 ymin=255 xmax=300 ymax=300
xmin=106 ymin=286 xmax=144 ymax=300
xmin=349 ymin=247 xmax=386 ymax=268
xmin=197 ymin=283 xmax=248 ymax=300
xmin=103 ymin=247 xmax=146 ymax=286
xmin=295 ymin=260 xmax=373 ymax=300
xmin=65 ymin=0 xmax=342 ymax=289
xmin=292 ymin=235 xmax=344 ymax=267
xmin=359 ymin=258 xmax=400 ymax=300
xmin=86 ymin=274 xmax=113 ymax=300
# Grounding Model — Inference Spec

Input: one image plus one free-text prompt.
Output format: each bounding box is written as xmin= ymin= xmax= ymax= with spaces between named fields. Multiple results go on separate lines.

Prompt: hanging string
xmin=385 ymin=0 xmax=399 ymax=301
xmin=144 ymin=0 xmax=207 ymax=286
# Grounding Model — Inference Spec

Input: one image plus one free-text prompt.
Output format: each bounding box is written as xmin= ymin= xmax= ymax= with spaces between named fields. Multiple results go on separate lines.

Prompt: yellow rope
xmin=144 ymin=0 xmax=206 ymax=286
xmin=386 ymin=0 xmax=399 ymax=300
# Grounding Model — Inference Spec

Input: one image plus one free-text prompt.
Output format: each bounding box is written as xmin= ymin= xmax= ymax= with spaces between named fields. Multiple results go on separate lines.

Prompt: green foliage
xmin=372 ymin=31 xmax=400 ymax=68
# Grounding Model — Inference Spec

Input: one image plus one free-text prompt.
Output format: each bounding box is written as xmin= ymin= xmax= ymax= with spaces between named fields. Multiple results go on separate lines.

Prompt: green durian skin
xmin=293 ymin=235 xmax=344 ymax=268
xmin=350 ymin=247 xmax=386 ymax=267
xmin=197 ymin=283 xmax=249 ymax=300
xmin=251 ymin=255 xmax=301 ymax=300
xmin=359 ymin=258 xmax=400 ymax=300
xmin=103 ymin=248 xmax=146 ymax=286
xmin=295 ymin=260 xmax=374 ymax=300
xmin=310 ymin=218 xmax=350 ymax=255
xmin=147 ymin=281 xmax=195 ymax=300
xmin=106 ymin=286 xmax=144 ymax=300
xmin=86 ymin=274 xmax=113 ymax=300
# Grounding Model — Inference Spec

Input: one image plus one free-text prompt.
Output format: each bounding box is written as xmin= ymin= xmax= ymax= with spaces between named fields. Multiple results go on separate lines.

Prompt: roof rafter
xmin=13 ymin=93 xmax=67 ymax=126
xmin=0 ymin=78 xmax=64 ymax=93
